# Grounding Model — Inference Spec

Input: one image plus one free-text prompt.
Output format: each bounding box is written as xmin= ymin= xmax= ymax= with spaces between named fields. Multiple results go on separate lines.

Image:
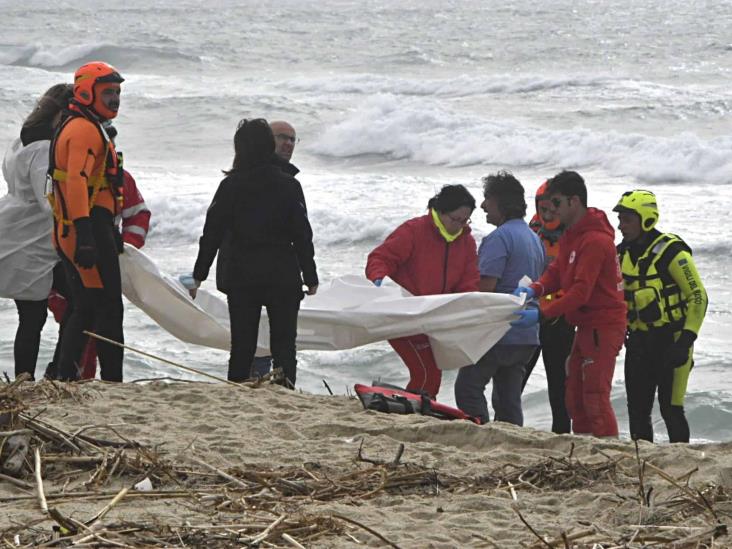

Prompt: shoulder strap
xmin=654 ymin=235 xmax=692 ymax=280
xmin=637 ymin=233 xmax=675 ymax=281
xmin=46 ymin=111 xmax=77 ymax=179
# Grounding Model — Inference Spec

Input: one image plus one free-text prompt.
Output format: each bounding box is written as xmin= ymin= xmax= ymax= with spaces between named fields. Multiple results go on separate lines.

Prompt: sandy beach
xmin=1 ymin=378 xmax=730 ymax=548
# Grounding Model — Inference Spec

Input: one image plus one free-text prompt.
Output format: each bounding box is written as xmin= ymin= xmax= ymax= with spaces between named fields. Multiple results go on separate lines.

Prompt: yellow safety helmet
xmin=613 ymin=189 xmax=659 ymax=231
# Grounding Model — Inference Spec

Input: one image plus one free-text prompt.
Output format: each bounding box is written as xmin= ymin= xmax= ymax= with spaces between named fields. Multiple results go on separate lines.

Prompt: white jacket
xmin=0 ymin=137 xmax=57 ymax=301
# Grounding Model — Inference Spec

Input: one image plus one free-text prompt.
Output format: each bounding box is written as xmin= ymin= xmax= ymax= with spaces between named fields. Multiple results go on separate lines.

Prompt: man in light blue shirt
xmin=455 ymin=171 xmax=545 ymax=425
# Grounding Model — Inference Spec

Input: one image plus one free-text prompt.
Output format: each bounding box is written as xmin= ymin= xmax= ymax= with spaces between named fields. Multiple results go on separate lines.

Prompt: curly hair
xmin=482 ymin=171 xmax=527 ymax=220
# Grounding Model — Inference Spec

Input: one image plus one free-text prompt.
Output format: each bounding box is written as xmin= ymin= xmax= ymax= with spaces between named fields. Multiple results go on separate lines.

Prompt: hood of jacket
xmin=564 ymin=207 xmax=615 ymax=244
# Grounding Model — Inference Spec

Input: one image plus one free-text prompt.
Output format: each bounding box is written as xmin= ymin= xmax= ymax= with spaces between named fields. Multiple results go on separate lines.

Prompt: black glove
xmin=113 ymin=227 xmax=124 ymax=254
xmin=664 ymin=330 xmax=696 ymax=369
xmin=73 ymin=217 xmax=97 ymax=269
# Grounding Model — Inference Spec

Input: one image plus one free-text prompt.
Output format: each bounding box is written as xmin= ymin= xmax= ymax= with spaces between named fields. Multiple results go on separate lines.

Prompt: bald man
xmin=269 ymin=121 xmax=307 ymax=215
xmin=270 ymin=120 xmax=298 ymax=170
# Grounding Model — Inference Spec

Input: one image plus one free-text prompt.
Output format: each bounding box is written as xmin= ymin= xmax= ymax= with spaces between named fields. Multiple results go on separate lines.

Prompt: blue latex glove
xmin=511 ymin=308 xmax=539 ymax=327
xmin=512 ymin=286 xmax=536 ymax=299
xmin=179 ymin=274 xmax=200 ymax=290
xmin=373 ymin=278 xmax=383 ymax=287
xmin=179 ymin=274 xmax=201 ymax=299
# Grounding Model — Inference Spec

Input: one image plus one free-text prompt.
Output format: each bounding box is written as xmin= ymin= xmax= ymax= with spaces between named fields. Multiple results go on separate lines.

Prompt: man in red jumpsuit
xmin=512 ymin=171 xmax=626 ymax=437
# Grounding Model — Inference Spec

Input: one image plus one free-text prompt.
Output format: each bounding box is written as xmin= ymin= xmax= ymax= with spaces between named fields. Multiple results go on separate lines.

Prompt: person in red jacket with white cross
xmin=512 ymin=171 xmax=626 ymax=437
xmin=118 ymin=170 xmax=151 ymax=249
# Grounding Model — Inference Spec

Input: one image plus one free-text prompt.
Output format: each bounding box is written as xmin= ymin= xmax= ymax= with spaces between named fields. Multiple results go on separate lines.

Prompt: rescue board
xmin=354 ymin=382 xmax=482 ymax=425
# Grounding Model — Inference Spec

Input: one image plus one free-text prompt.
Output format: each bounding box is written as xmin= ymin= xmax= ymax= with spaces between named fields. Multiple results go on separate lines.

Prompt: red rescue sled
xmin=354 ymin=382 xmax=483 ymax=425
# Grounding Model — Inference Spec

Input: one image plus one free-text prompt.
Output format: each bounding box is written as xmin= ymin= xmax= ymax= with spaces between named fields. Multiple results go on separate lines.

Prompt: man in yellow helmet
xmin=614 ymin=190 xmax=708 ymax=443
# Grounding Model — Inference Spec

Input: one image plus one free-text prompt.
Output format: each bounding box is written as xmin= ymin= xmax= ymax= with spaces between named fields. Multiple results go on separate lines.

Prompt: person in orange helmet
xmin=521 ymin=181 xmax=574 ymax=434
xmin=49 ymin=61 xmax=126 ymax=382
xmin=45 ymin=121 xmax=151 ymax=381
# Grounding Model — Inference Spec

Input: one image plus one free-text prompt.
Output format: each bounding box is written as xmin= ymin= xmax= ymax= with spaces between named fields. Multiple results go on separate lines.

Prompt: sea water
xmin=1 ymin=0 xmax=730 ymax=441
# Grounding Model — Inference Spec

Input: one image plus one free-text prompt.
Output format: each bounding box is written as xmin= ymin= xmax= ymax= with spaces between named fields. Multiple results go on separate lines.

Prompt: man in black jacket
xmin=270 ymin=120 xmax=300 ymax=177
xmin=191 ymin=119 xmax=318 ymax=387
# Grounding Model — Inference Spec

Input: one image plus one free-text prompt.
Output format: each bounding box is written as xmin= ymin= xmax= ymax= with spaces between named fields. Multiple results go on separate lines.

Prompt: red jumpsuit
xmin=366 ymin=213 xmax=479 ymax=397
xmin=529 ymin=208 xmax=627 ymax=437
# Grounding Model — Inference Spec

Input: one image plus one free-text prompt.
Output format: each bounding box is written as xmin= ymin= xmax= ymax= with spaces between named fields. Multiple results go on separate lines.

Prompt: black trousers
xmin=13 ymin=299 xmax=48 ymax=380
xmin=625 ymin=326 xmax=690 ymax=443
xmin=522 ymin=316 xmax=575 ymax=434
xmin=227 ymin=285 xmax=302 ymax=387
xmin=57 ymin=211 xmax=124 ymax=381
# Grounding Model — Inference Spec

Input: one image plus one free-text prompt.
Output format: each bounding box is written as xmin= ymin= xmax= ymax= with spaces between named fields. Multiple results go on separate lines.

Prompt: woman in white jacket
xmin=0 ymin=84 xmax=72 ymax=380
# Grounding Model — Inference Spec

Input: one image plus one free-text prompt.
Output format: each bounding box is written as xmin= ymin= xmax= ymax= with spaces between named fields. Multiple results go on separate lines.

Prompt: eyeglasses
xmin=274 ymin=133 xmax=299 ymax=144
xmin=447 ymin=214 xmax=471 ymax=225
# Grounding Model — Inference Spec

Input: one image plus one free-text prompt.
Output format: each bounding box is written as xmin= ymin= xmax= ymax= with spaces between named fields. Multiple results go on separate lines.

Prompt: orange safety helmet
xmin=73 ymin=61 xmax=124 ymax=119
xmin=535 ymin=180 xmax=550 ymax=204
xmin=535 ymin=180 xmax=561 ymax=230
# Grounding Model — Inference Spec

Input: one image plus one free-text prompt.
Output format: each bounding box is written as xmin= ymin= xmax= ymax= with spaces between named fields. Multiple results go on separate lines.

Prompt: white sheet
xmin=119 ymin=245 xmax=524 ymax=370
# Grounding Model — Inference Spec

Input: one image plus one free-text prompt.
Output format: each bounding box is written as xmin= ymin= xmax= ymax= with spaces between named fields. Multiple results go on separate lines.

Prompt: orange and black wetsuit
xmin=50 ymin=104 xmax=124 ymax=381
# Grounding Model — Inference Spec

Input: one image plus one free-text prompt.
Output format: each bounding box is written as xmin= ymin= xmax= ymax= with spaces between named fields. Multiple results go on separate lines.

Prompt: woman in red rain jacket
xmin=366 ymin=184 xmax=480 ymax=398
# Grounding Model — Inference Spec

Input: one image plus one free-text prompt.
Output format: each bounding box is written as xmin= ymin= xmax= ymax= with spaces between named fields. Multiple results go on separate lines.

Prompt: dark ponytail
xmin=224 ymin=118 xmax=275 ymax=175
xmin=22 ymin=83 xmax=73 ymax=131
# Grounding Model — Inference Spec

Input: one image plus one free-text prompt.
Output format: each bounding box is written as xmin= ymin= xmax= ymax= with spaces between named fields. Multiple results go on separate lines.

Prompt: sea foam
xmin=312 ymin=94 xmax=732 ymax=185
xmin=1 ymin=42 xmax=200 ymax=71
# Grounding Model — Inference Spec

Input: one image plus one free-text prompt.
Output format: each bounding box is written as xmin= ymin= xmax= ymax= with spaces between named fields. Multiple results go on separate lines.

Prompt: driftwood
xmin=1 ymin=378 xmax=730 ymax=548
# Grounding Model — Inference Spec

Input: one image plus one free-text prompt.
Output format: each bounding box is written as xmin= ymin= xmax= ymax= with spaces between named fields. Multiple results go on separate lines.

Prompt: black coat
xmin=273 ymin=155 xmax=300 ymax=178
xmin=193 ymin=163 xmax=317 ymax=293
xmin=214 ymin=158 xmax=305 ymax=292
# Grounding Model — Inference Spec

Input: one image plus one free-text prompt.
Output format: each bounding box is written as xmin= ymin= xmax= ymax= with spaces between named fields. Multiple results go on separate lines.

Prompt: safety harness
xmin=46 ymin=101 xmax=123 ymax=237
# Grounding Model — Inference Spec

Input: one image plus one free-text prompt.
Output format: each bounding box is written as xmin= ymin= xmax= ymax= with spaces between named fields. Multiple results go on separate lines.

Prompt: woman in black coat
xmin=191 ymin=119 xmax=318 ymax=387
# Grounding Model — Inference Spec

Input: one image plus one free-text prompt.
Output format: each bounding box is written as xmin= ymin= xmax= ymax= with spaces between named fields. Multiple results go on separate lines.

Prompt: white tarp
xmin=119 ymin=245 xmax=524 ymax=370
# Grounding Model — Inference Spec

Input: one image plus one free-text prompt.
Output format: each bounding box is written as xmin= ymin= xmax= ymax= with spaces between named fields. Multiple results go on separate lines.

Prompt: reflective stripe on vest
xmin=620 ymin=233 xmax=689 ymax=331
xmin=45 ymin=109 xmax=122 ymax=228
xmin=47 ymin=163 xmax=109 ymax=226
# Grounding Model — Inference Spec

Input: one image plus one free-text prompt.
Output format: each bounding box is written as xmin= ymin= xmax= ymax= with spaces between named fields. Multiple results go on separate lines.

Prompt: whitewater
xmin=0 ymin=0 xmax=730 ymax=441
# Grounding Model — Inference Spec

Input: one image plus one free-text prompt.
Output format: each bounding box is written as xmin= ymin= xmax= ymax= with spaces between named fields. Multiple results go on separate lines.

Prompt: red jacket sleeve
xmin=453 ymin=238 xmax=480 ymax=292
xmin=366 ymin=222 xmax=414 ymax=282
xmin=531 ymin=258 xmax=560 ymax=298
xmin=539 ymin=239 xmax=607 ymax=319
xmin=121 ymin=171 xmax=151 ymax=249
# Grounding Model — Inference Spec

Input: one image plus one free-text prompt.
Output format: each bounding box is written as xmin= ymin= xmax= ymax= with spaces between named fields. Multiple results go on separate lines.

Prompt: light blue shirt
xmin=479 ymin=218 xmax=545 ymax=345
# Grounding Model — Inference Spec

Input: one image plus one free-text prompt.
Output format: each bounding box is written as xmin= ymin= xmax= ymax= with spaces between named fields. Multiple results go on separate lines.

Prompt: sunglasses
xmin=550 ymin=196 xmax=572 ymax=208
